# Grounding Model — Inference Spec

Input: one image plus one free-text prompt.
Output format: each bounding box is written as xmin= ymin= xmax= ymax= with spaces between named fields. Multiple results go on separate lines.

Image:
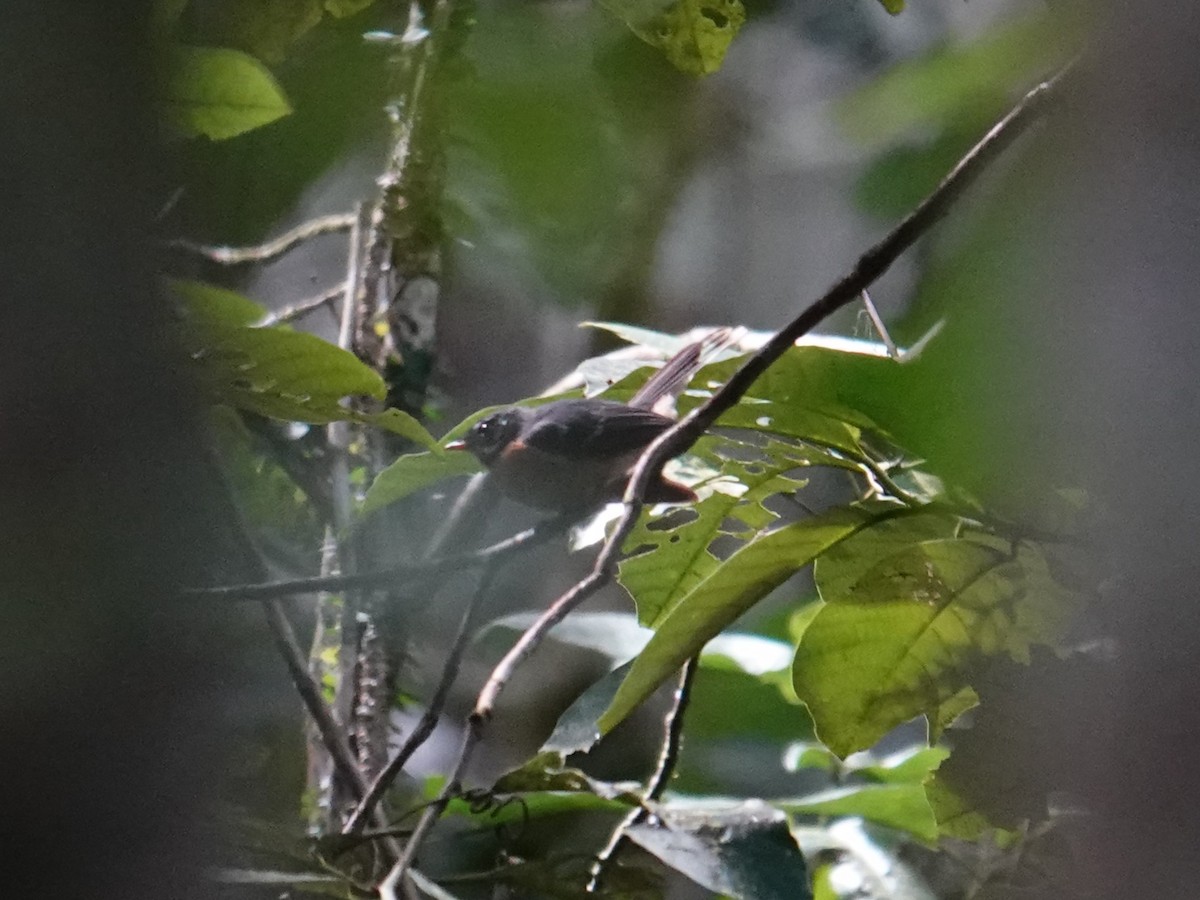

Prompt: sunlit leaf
xmin=600 ymin=0 xmax=747 ymax=76
xmin=778 ymin=784 xmax=938 ymax=844
xmin=618 ymin=439 xmax=827 ymax=628
xmin=164 ymin=45 xmax=292 ymax=139
xmin=794 ymin=538 xmax=1081 ymax=756
xmin=924 ymin=776 xmax=1017 ymax=844
xmin=813 ymin=512 xmax=962 ymax=601
xmin=600 ymin=507 xmax=891 ymax=735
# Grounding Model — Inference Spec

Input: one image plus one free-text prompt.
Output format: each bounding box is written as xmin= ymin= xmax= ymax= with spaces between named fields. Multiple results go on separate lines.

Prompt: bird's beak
xmin=444 ymin=439 xmax=467 ymax=451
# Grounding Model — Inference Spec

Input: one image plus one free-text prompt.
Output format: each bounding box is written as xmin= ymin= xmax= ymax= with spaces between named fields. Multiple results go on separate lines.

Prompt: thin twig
xmin=379 ymin=66 xmax=1069 ymax=889
xmin=258 ymin=284 xmax=345 ymax=327
xmin=264 ymin=598 xmax=369 ymax=801
xmin=344 ymin=562 xmax=502 ymax=834
xmin=588 ymin=655 xmax=699 ymax=892
xmin=166 ymin=213 xmax=356 ymax=264
xmin=184 ymin=519 xmax=561 ymax=601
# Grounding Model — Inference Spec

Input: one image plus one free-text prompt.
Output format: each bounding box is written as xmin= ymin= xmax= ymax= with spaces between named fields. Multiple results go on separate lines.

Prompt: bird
xmin=445 ymin=329 xmax=734 ymax=514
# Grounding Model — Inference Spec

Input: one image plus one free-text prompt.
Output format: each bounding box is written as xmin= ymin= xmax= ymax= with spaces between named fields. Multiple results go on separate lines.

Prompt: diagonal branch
xmin=375 ymin=64 xmax=1070 ymax=893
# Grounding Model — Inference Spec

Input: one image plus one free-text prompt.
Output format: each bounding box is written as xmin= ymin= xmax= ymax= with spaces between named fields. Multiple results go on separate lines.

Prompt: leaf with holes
xmin=599 ymin=0 xmax=747 ymax=77
xmin=619 ymin=437 xmax=846 ymax=627
xmin=177 ymin=280 xmax=387 ymax=423
xmin=793 ymin=538 xmax=1081 ymax=757
xmin=600 ymin=507 xmax=888 ymax=735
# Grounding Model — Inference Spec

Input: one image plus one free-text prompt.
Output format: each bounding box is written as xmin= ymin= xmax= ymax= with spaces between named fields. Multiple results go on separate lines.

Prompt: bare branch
xmin=588 ymin=655 xmax=699 ymax=892
xmin=257 ymin=285 xmax=344 ymax=328
xmin=184 ymin=518 xmax=563 ymax=601
xmin=378 ymin=66 xmax=1069 ymax=889
xmin=166 ymin=213 xmax=356 ymax=264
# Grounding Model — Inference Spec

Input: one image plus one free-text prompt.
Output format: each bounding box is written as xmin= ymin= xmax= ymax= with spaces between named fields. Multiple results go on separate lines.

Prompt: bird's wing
xmin=520 ymin=400 xmax=674 ymax=460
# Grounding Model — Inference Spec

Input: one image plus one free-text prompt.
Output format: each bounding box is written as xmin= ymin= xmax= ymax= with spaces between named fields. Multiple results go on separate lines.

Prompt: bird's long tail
xmin=629 ymin=326 xmax=740 ymax=413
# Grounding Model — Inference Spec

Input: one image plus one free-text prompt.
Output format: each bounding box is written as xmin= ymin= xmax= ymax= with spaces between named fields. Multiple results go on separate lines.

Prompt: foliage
xmin=161 ymin=2 xmax=1094 ymax=899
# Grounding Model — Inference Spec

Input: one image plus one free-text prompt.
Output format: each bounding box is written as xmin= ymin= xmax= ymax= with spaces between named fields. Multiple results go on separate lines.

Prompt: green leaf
xmin=164 ymin=45 xmax=292 ymax=140
xmin=359 ymin=450 xmax=481 ymax=517
xmin=852 ymin=745 xmax=949 ymax=785
xmin=542 ymin=632 xmax=803 ymax=754
xmin=365 ymin=407 xmax=443 ymax=452
xmin=777 ymin=784 xmax=938 ymax=844
xmin=176 ymin=281 xmax=387 ymax=423
xmin=544 ymin=662 xmax=634 ymax=755
xmin=793 ymin=538 xmax=1081 ymax=757
xmin=489 ymin=751 xmax=643 ymax=807
xmin=600 ymin=0 xmax=747 ymax=76
xmin=924 ymin=776 xmax=1017 ymax=844
xmin=171 ymin=278 xmax=266 ymax=326
xmin=618 ymin=439 xmax=827 ymax=628
xmin=876 ymin=0 xmax=904 ymax=12
xmin=627 ymin=802 xmax=811 ymax=900
xmin=813 ymin=512 xmax=962 ymax=602
xmin=195 ymin=327 xmax=384 ymax=422
xmin=599 ymin=507 xmax=883 ymax=735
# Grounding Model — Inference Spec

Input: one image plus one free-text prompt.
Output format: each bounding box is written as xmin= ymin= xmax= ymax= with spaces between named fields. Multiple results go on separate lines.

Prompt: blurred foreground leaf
xmin=164 ymin=45 xmax=292 ymax=139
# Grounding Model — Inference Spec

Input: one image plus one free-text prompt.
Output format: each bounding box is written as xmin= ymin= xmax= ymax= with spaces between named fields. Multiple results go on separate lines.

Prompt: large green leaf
xmin=176 ymin=280 xmax=387 ymax=423
xmin=813 ymin=512 xmax=962 ymax=601
xmin=599 ymin=507 xmax=888 ymax=735
xmin=777 ymin=784 xmax=938 ymax=844
xmin=164 ymin=45 xmax=292 ymax=139
xmin=627 ymin=802 xmax=811 ymax=900
xmin=177 ymin=283 xmax=384 ymax=418
xmin=793 ymin=538 xmax=1080 ymax=757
